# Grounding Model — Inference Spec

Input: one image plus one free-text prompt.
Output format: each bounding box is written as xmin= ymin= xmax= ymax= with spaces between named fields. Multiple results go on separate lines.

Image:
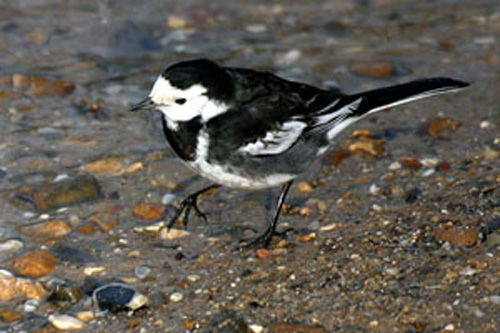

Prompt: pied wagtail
xmin=131 ymin=58 xmax=468 ymax=248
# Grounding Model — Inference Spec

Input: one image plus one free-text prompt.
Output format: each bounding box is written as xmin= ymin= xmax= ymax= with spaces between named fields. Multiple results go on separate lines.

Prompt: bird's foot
xmin=236 ymin=227 xmax=294 ymax=251
xmin=166 ymin=192 xmax=209 ymax=231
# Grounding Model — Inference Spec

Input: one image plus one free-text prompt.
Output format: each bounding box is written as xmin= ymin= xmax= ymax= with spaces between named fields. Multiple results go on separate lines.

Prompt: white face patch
xmin=149 ymin=76 xmax=228 ymax=124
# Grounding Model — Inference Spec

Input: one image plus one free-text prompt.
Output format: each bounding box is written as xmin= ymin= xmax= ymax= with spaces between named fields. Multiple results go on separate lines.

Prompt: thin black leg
xmin=239 ymin=180 xmax=294 ymax=249
xmin=166 ymin=184 xmax=220 ymax=230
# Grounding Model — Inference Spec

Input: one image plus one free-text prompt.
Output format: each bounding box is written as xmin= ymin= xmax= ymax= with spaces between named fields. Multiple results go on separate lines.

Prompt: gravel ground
xmin=0 ymin=1 xmax=499 ymax=332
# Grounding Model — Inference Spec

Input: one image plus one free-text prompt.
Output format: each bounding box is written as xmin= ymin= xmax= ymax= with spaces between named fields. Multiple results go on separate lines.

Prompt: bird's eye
xmin=175 ymin=98 xmax=187 ymax=105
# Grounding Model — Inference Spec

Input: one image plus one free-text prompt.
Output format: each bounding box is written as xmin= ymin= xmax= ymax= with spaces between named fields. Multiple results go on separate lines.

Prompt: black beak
xmin=130 ymin=97 xmax=155 ymax=112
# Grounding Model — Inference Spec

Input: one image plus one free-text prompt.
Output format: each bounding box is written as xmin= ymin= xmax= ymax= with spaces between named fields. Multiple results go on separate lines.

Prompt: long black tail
xmin=347 ymin=78 xmax=469 ymax=116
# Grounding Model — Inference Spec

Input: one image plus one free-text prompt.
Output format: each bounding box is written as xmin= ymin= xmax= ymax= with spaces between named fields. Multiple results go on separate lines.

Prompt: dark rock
xmin=404 ymin=188 xmax=422 ymax=204
xmin=44 ymin=279 xmax=84 ymax=304
xmin=50 ymin=244 xmax=98 ymax=266
xmin=12 ymin=175 xmax=103 ymax=212
xmin=207 ymin=310 xmax=249 ymax=333
xmin=93 ymin=283 xmax=148 ymax=313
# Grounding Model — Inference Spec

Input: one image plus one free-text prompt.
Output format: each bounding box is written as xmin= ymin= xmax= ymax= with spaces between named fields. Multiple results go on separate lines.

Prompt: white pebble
xmin=489 ymin=295 xmax=500 ymax=305
xmin=53 ymin=174 xmax=70 ymax=182
xmin=24 ymin=299 xmax=39 ymax=312
xmin=420 ymin=158 xmax=439 ymax=167
xmin=0 ymin=239 xmax=23 ymax=253
xmin=169 ymin=292 xmax=183 ymax=302
xmin=388 ymin=161 xmax=401 ymax=170
xmin=48 ymin=314 xmax=85 ymax=330
xmin=161 ymin=193 xmax=176 ymax=205
xmin=134 ymin=266 xmax=151 ymax=280
xmin=83 ymin=266 xmax=105 ymax=276
xmin=249 ymin=324 xmax=264 ymax=333
xmin=369 ymin=184 xmax=380 ymax=195
xmin=421 ymin=168 xmax=435 ymax=177
xmin=187 ymin=274 xmax=200 ymax=282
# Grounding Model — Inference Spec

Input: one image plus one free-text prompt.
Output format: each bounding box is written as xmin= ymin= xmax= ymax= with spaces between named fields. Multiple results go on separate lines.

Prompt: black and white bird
xmin=131 ymin=58 xmax=468 ymax=248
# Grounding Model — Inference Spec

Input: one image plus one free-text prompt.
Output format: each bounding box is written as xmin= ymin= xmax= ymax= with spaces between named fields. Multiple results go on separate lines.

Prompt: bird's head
xmin=131 ymin=59 xmax=233 ymax=125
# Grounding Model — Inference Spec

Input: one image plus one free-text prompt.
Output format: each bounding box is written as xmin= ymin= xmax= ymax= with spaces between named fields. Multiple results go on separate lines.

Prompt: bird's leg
xmin=166 ymin=184 xmax=220 ymax=230
xmin=239 ymin=180 xmax=294 ymax=250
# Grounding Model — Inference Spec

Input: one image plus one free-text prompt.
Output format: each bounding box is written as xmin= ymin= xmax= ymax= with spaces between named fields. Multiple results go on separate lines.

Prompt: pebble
xmin=421 ymin=168 xmax=436 ymax=177
xmin=297 ymin=181 xmax=314 ymax=193
xmin=488 ymin=295 xmax=500 ymax=305
xmin=389 ymin=161 xmax=402 ymax=170
xmin=82 ymin=159 xmax=125 ymax=177
xmin=84 ymin=266 xmax=105 ymax=276
xmin=161 ymin=193 xmax=177 ymax=205
xmin=23 ymin=299 xmax=40 ymax=312
xmin=48 ymin=314 xmax=85 ymax=330
xmin=160 ymin=227 xmax=189 ymax=240
xmin=93 ymin=283 xmax=148 ymax=312
xmin=0 ymin=308 xmax=23 ymax=323
xmin=12 ymin=249 xmax=57 ymax=278
xmin=319 ymin=223 xmax=342 ymax=232
xmin=167 ymin=15 xmax=188 ymax=29
xmin=13 ymin=175 xmax=102 ymax=213
xmin=347 ymin=137 xmax=385 ymax=157
xmin=434 ymin=226 xmax=478 ymax=247
xmin=369 ymin=184 xmax=380 ymax=195
xmin=134 ymin=266 xmax=152 ymax=280
xmin=249 ymin=324 xmax=264 ymax=333
xmin=19 ymin=219 xmax=72 ymax=238
xmin=187 ymin=274 xmax=201 ymax=282
xmin=8 ymin=73 xmax=75 ymax=97
xmin=133 ymin=202 xmax=165 ymax=220
xmin=46 ymin=280 xmax=84 ymax=304
xmin=51 ymin=244 xmax=98 ymax=265
xmin=134 ymin=221 xmax=165 ymax=233
xmin=169 ymin=292 xmax=183 ymax=302
xmin=428 ymin=117 xmax=462 ymax=137
xmin=76 ymin=310 xmax=95 ymax=322
xmin=0 ymin=274 xmax=46 ymax=301
xmin=88 ymin=213 xmax=120 ymax=231
xmin=0 ymin=239 xmax=23 ymax=252
xmin=400 ymin=157 xmax=422 ymax=169
xmin=350 ymin=61 xmax=396 ymax=78
xmin=298 ymin=232 xmax=317 ymax=243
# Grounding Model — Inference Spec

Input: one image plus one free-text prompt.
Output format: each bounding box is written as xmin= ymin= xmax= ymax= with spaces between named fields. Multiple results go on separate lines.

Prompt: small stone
xmin=83 ymin=159 xmax=124 ymax=177
xmin=12 ymin=250 xmax=57 ymax=278
xmin=88 ymin=213 xmax=119 ymax=231
xmin=23 ymin=299 xmax=39 ymax=312
xmin=12 ymin=175 xmax=102 ymax=213
xmin=50 ymin=244 xmax=98 ymax=265
xmin=298 ymin=206 xmax=312 ymax=217
xmin=19 ymin=220 xmax=71 ymax=238
xmin=169 ymin=292 xmax=183 ymax=302
xmin=428 ymin=118 xmax=462 ymax=138
xmin=488 ymin=295 xmax=500 ymax=305
xmin=0 ymin=308 xmax=23 ymax=323
xmin=434 ymin=226 xmax=478 ymax=247
xmin=160 ymin=228 xmax=189 ymax=240
xmin=350 ymin=62 xmax=396 ymax=78
xmin=249 ymin=324 xmax=264 ymax=333
xmin=48 ymin=314 xmax=85 ymax=330
xmin=133 ymin=221 xmax=165 ymax=233
xmin=351 ymin=129 xmax=372 ymax=138
xmin=0 ymin=239 xmax=24 ymax=252
xmin=388 ymin=161 xmax=402 ymax=170
xmin=167 ymin=16 xmax=188 ymax=29
xmin=93 ymin=283 xmax=148 ymax=313
xmin=482 ymin=146 xmax=500 ymax=160
xmin=369 ymin=184 xmax=380 ymax=195
xmin=76 ymin=310 xmax=94 ymax=322
xmin=161 ymin=193 xmax=177 ymax=205
xmin=404 ymin=188 xmax=422 ymax=204
xmin=134 ymin=266 xmax=151 ymax=280
xmin=0 ymin=274 xmax=45 ymax=301
xmin=84 ymin=266 xmax=105 ymax=276
xmin=187 ymin=274 xmax=200 ymax=282
xmin=400 ymin=157 xmax=423 ymax=169
xmin=7 ymin=74 xmax=75 ymax=97
xmin=46 ymin=280 xmax=84 ymax=304
xmin=319 ymin=223 xmax=341 ymax=232
xmin=331 ymin=150 xmax=351 ymax=167
xmin=347 ymin=137 xmax=385 ymax=157
xmin=298 ymin=232 xmax=316 ymax=243
xmin=297 ymin=181 xmax=314 ymax=193
xmin=133 ymin=202 xmax=165 ymax=220
xmin=256 ymin=249 xmax=271 ymax=259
